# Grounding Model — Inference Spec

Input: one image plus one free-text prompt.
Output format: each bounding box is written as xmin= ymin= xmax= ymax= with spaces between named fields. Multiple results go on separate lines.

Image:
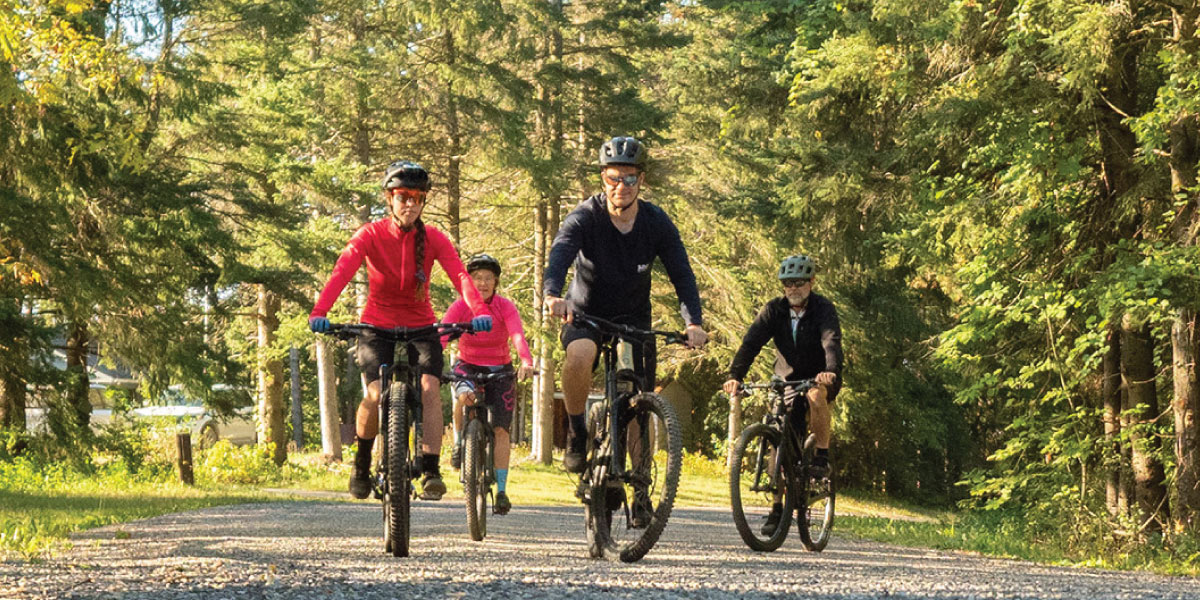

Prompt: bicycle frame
xmin=743 ymin=379 xmax=816 ymax=493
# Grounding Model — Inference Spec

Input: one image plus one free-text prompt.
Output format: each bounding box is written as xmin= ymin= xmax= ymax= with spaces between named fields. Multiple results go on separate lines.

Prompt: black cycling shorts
xmin=451 ymin=361 xmax=516 ymax=431
xmin=356 ymin=329 xmax=444 ymax=385
xmin=560 ymin=319 xmax=650 ymax=378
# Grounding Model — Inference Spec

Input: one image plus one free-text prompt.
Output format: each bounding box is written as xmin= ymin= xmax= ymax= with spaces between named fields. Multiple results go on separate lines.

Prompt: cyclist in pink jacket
xmin=309 ymin=161 xmax=493 ymax=501
xmin=442 ymin=253 xmax=534 ymax=515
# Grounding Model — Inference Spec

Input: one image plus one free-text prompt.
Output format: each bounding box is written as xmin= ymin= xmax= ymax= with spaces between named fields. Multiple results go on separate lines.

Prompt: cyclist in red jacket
xmin=442 ymin=253 xmax=534 ymax=515
xmin=309 ymin=161 xmax=493 ymax=501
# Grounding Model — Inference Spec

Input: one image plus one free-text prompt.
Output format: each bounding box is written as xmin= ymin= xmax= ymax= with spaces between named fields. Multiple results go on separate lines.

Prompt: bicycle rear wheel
xmin=796 ymin=433 xmax=835 ymax=552
xmin=463 ymin=419 xmax=488 ymax=541
xmin=729 ymin=423 xmax=792 ymax=552
xmin=612 ymin=392 xmax=682 ymax=563
xmin=385 ymin=382 xmax=414 ymax=557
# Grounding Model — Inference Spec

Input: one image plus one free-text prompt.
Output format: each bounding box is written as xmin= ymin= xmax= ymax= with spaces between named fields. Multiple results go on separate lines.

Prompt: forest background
xmin=4 ymin=0 xmax=1200 ymax=563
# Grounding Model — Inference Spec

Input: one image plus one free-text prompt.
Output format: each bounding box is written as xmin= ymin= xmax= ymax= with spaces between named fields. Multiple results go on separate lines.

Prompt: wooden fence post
xmin=176 ymin=432 xmax=194 ymax=485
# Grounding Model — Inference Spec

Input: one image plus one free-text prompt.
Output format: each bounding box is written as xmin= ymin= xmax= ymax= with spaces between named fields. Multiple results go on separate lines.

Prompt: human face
xmin=388 ymin=188 xmax=425 ymax=228
xmin=470 ymin=269 xmax=498 ymax=302
xmin=602 ymin=165 xmax=642 ymax=213
xmin=781 ymin=277 xmax=813 ymax=307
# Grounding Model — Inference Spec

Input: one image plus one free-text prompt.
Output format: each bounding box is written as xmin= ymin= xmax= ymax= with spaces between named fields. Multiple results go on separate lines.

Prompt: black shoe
xmin=809 ymin=455 xmax=830 ymax=481
xmin=348 ymin=467 xmax=372 ymax=500
xmin=494 ymin=491 xmax=512 ymax=515
xmin=760 ymin=503 xmax=783 ymax=535
xmin=421 ymin=472 xmax=446 ymax=500
xmin=451 ymin=442 xmax=462 ymax=471
xmin=563 ymin=433 xmax=588 ymax=474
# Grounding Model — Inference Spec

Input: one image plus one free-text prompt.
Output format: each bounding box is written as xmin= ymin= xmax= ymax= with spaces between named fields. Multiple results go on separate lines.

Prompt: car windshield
xmin=158 ymin=388 xmax=204 ymax=407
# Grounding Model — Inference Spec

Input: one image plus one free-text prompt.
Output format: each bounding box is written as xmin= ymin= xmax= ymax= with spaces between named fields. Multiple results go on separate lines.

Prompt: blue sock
xmin=496 ymin=468 xmax=508 ymax=493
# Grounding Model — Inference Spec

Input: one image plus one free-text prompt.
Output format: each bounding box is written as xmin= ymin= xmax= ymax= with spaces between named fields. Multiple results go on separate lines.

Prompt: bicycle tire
xmin=463 ymin=419 xmax=488 ymax=541
xmin=583 ymin=401 xmax=609 ymax=559
xmin=729 ymin=423 xmax=792 ymax=552
xmin=796 ymin=433 xmax=835 ymax=552
xmin=615 ymin=392 xmax=682 ymax=563
xmin=386 ymin=382 xmax=413 ymax=557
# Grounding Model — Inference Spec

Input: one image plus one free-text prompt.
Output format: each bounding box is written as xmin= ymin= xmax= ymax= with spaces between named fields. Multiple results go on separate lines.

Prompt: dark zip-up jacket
xmin=727 ymin=294 xmax=843 ymax=388
xmin=543 ymin=194 xmax=703 ymax=327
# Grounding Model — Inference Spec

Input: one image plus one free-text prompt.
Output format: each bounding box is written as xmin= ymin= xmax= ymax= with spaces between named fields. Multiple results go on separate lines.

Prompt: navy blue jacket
xmin=544 ymin=194 xmax=703 ymax=327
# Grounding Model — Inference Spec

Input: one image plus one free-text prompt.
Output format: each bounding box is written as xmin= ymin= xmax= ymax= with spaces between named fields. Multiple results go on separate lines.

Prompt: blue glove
xmin=309 ymin=317 xmax=331 ymax=333
xmin=471 ymin=315 xmax=493 ymax=333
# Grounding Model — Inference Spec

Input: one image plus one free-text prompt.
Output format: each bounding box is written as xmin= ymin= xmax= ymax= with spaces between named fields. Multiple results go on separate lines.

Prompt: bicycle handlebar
xmin=321 ymin=322 xmax=476 ymax=343
xmin=737 ymin=378 xmax=817 ymax=396
xmin=570 ymin=312 xmax=689 ymax=347
xmin=441 ymin=370 xmax=515 ymax=385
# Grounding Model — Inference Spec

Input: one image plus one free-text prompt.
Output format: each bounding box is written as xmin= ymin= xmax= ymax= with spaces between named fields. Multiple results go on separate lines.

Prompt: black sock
xmin=568 ymin=413 xmax=587 ymax=449
xmin=355 ymin=437 xmax=374 ymax=472
xmin=422 ymin=453 xmax=440 ymax=475
xmin=814 ymin=448 xmax=829 ymax=467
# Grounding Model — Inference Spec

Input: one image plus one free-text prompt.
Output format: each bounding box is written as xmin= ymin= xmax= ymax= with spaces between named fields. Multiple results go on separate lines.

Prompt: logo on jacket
xmin=637 ymin=263 xmax=650 ymax=273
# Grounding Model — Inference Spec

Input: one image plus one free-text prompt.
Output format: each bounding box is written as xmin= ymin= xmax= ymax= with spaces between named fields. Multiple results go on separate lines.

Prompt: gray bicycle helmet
xmin=382 ymin=160 xmax=431 ymax=192
xmin=598 ymin=136 xmax=647 ymax=168
xmin=465 ymin=253 xmax=501 ymax=276
xmin=778 ymin=255 xmax=816 ymax=279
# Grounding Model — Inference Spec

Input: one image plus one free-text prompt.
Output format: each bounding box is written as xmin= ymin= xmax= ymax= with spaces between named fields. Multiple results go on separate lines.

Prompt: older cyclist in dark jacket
xmin=723 ymin=254 xmax=843 ymax=470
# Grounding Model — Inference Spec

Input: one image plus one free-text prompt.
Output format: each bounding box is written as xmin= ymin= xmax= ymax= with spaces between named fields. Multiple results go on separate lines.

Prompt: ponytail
xmin=413 ymin=218 xmax=427 ymax=301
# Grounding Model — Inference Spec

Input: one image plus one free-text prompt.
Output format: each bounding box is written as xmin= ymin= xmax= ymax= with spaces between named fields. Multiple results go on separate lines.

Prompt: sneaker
xmin=809 ymin=455 xmax=830 ymax=481
xmin=451 ymin=442 xmax=462 ymax=471
xmin=494 ymin=491 xmax=512 ymax=515
xmin=760 ymin=503 xmax=783 ymax=535
xmin=563 ymin=433 xmax=588 ymax=474
xmin=348 ymin=467 xmax=372 ymax=500
xmin=421 ymin=471 xmax=447 ymax=500
xmin=630 ymin=490 xmax=652 ymax=529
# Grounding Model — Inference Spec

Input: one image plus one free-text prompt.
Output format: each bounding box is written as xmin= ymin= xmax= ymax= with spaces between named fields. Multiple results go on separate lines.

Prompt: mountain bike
xmin=729 ymin=378 xmax=835 ymax=552
xmin=323 ymin=322 xmax=475 ymax=557
xmin=442 ymin=368 xmax=514 ymax=542
xmin=570 ymin=312 xmax=686 ymax=562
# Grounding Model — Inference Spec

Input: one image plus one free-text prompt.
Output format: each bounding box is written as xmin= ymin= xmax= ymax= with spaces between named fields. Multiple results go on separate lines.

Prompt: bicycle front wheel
xmin=463 ymin=419 xmax=488 ymax=541
xmin=385 ymin=382 xmax=414 ymax=557
xmin=612 ymin=392 xmax=682 ymax=563
xmin=730 ymin=423 xmax=792 ymax=552
xmin=796 ymin=433 xmax=835 ymax=552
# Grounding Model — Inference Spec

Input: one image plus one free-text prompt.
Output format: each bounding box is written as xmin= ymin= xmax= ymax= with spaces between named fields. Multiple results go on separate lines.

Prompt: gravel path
xmin=2 ymin=500 xmax=1198 ymax=599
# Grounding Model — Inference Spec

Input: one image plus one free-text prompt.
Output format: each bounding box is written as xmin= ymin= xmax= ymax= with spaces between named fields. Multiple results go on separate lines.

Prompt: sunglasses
xmin=389 ymin=189 xmax=426 ymax=205
xmin=781 ymin=278 xmax=812 ymax=288
xmin=602 ymin=173 xmax=641 ymax=187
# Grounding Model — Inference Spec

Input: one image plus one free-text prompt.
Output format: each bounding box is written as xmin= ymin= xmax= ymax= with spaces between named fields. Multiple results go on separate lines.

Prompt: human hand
xmin=815 ymin=371 xmax=837 ymax=386
xmin=722 ymin=379 xmax=741 ymax=396
xmin=309 ymin=317 xmax=331 ymax=333
xmin=517 ymin=363 xmax=534 ymax=380
xmin=685 ymin=324 xmax=708 ymax=349
xmin=471 ymin=315 xmax=493 ymax=333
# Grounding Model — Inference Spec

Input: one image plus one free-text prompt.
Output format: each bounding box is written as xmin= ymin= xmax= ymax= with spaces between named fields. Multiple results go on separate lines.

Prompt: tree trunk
xmin=727 ymin=392 xmax=742 ymax=468
xmin=0 ymin=370 xmax=26 ymax=431
xmin=64 ymin=320 xmax=91 ymax=437
xmin=444 ymin=30 xmax=463 ymax=246
xmin=257 ymin=286 xmax=287 ymax=466
xmin=531 ymin=198 xmax=554 ymax=464
xmin=1121 ymin=313 xmax=1169 ymax=534
xmin=1103 ymin=324 xmax=1124 ymax=519
xmin=1173 ymin=311 xmax=1200 ymax=532
xmin=316 ymin=337 xmax=342 ymax=461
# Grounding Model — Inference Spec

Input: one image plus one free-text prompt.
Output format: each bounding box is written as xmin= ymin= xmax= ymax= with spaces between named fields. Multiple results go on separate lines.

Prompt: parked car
xmin=26 ymin=385 xmax=257 ymax=449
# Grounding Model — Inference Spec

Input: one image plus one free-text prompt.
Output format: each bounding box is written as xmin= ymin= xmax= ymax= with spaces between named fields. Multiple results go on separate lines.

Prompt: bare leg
xmin=807 ymin=385 xmax=831 ymax=449
xmin=561 ymin=338 xmax=598 ymax=417
xmin=356 ymin=380 xmax=382 ymax=439
xmin=420 ymin=373 xmax=443 ymax=455
xmin=495 ymin=427 xmax=511 ymax=469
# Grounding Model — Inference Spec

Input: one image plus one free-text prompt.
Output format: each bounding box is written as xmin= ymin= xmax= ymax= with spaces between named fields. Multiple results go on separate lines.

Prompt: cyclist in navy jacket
xmin=544 ymin=136 xmax=707 ymax=474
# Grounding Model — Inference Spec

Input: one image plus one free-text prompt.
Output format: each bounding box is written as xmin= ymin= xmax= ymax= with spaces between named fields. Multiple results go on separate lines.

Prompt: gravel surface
xmin=2 ymin=499 xmax=1198 ymax=599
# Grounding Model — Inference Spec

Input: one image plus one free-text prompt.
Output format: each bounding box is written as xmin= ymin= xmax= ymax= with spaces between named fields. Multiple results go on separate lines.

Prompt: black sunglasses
xmin=781 ymin=278 xmax=812 ymax=288
xmin=602 ymin=173 xmax=641 ymax=187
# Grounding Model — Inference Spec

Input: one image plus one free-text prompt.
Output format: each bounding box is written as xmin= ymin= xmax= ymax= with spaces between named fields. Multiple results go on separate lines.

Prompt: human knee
xmin=807 ymin=385 xmax=828 ymax=407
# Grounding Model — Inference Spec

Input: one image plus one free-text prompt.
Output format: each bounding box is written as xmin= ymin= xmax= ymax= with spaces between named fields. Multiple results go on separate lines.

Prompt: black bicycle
xmin=570 ymin=312 xmax=686 ymax=562
xmin=729 ymin=378 xmax=835 ymax=552
xmin=323 ymin=322 xmax=475 ymax=557
xmin=442 ymin=368 xmax=514 ymax=541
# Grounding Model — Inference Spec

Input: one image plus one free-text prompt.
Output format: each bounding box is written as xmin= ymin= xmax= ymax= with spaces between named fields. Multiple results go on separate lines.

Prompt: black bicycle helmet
xmin=598 ymin=136 xmax=647 ymax=168
xmin=382 ymin=160 xmax=431 ymax=192
xmin=465 ymin=253 xmax=502 ymax=276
